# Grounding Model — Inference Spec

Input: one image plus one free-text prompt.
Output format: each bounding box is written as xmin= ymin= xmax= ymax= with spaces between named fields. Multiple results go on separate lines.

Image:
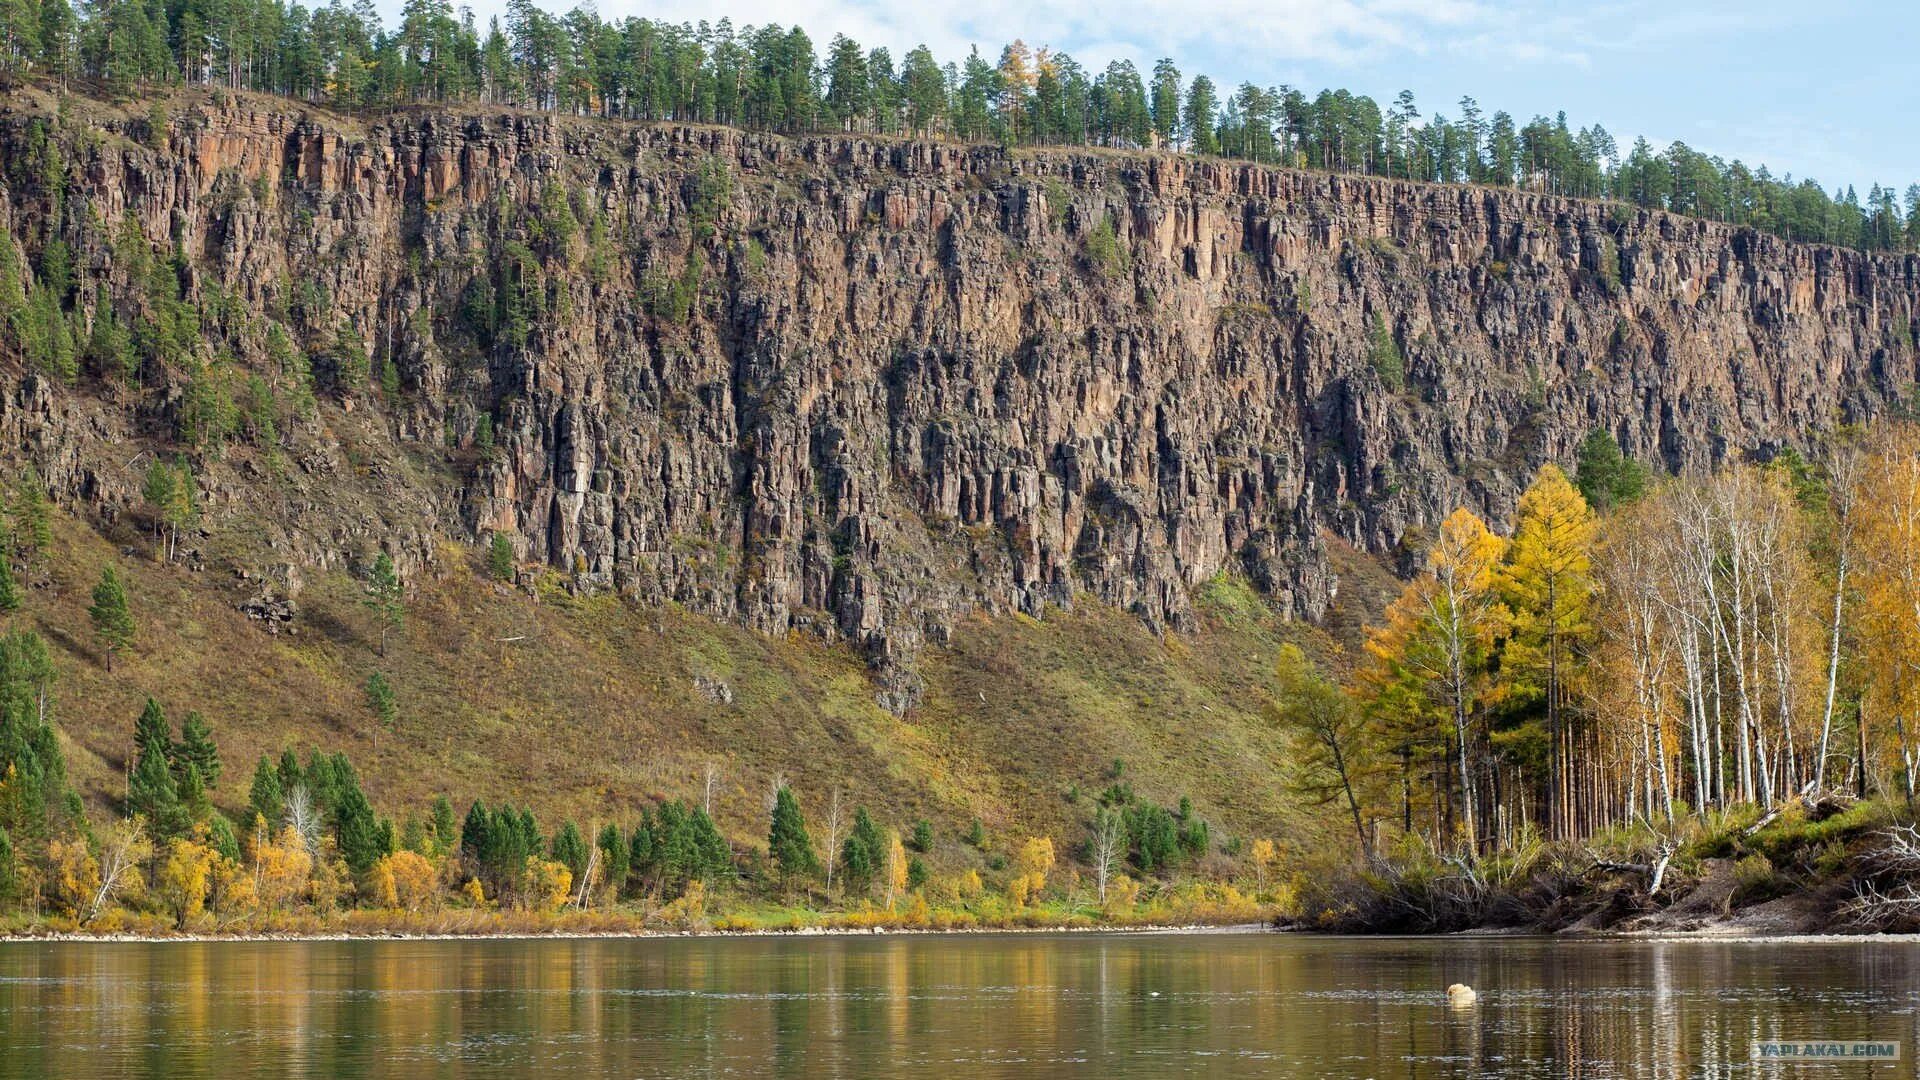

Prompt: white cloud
xmin=430 ymin=0 xmax=1494 ymax=73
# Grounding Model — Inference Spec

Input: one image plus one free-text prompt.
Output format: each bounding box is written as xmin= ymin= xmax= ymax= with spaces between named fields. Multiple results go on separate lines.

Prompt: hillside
xmin=22 ymin=501 xmax=1376 ymax=853
xmin=0 ymin=83 xmax=1913 ymax=850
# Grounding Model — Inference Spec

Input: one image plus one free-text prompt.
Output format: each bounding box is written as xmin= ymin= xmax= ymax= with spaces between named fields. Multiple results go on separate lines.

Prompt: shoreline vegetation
xmin=1284 ymin=794 xmax=1920 ymax=938
xmin=3 ymin=918 xmax=1274 ymax=944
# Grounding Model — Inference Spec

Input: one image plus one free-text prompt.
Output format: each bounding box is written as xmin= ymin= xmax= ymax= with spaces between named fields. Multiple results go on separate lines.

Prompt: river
xmin=0 ymin=931 xmax=1914 ymax=1076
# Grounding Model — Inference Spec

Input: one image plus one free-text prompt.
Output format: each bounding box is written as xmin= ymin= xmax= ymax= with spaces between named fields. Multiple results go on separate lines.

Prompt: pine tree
xmin=0 ymin=542 xmax=18 ymax=614
xmin=689 ymin=806 xmax=730 ymax=882
xmin=550 ymin=819 xmax=588 ymax=880
xmin=248 ymin=755 xmax=282 ymax=828
xmin=364 ymin=671 xmax=396 ymax=735
xmin=594 ymin=823 xmax=628 ymax=900
xmin=205 ymin=813 xmax=240 ymax=862
xmin=626 ymin=810 xmax=655 ymax=894
xmin=1271 ymin=644 xmax=1373 ymax=857
xmin=10 ymin=467 xmax=51 ymax=578
xmin=177 ymin=761 xmax=212 ymax=827
xmin=37 ymin=0 xmax=72 ymax=87
xmin=175 ymin=711 xmax=220 ymax=788
xmin=275 ymin=749 xmax=303 ymax=796
xmin=129 ymin=703 xmax=182 ymax=838
xmin=429 ymin=795 xmax=457 ymax=857
xmin=362 ymin=552 xmax=403 ymax=656
xmin=133 ymin=697 xmax=169 ymax=759
xmin=839 ymin=806 xmax=882 ymax=894
xmin=910 ymin=818 xmax=933 ymax=853
xmin=87 ymin=564 xmax=134 ymax=670
xmin=400 ymin=814 xmax=428 ymax=854
xmin=332 ymin=780 xmax=383 ymax=876
xmin=1573 ymin=428 xmax=1649 ymax=512
xmin=0 ymin=824 xmax=14 ymax=907
xmin=1149 ymin=59 xmax=1181 ymax=149
xmin=766 ymin=785 xmax=818 ymax=886
xmin=487 ymin=531 xmax=514 ymax=581
xmin=140 ymin=458 xmax=175 ymax=558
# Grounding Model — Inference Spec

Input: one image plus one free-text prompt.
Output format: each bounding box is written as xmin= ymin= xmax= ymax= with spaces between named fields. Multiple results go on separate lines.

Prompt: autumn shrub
xmin=658 ymin=880 xmax=707 ymax=928
xmin=157 ymin=838 xmax=217 ymax=929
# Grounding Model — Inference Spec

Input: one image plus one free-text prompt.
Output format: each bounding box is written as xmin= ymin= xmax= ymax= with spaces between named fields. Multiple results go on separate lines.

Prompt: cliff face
xmin=4 ymin=90 xmax=1917 ymax=708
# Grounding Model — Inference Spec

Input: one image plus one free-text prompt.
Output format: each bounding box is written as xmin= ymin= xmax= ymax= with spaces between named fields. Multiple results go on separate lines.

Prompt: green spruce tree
xmin=247 ymin=755 xmax=282 ymax=830
xmin=767 ymin=786 xmax=819 ymax=888
xmin=488 ymin=531 xmax=514 ymax=581
xmin=550 ymin=819 xmax=588 ymax=882
xmin=177 ymin=761 xmax=213 ymax=827
xmin=87 ymin=564 xmax=134 ymax=670
xmin=10 ymin=468 xmax=51 ymax=579
xmin=839 ymin=807 xmax=882 ymax=895
xmin=0 ymin=541 xmax=18 ymax=614
xmin=430 ymin=795 xmax=457 ymax=857
xmin=175 ymin=711 xmax=220 ymax=787
xmin=364 ymin=671 xmax=396 ymax=738
xmin=362 ymin=552 xmax=403 ymax=656
xmin=128 ymin=702 xmax=182 ymax=838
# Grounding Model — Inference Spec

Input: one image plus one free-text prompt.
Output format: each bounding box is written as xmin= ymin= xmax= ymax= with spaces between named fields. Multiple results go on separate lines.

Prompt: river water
xmin=0 ymin=931 xmax=1913 ymax=1077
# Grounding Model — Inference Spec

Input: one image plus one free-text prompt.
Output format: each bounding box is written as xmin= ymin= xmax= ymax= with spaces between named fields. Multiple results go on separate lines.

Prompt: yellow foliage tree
xmin=207 ymin=853 xmax=256 ymax=922
xmin=380 ymin=850 xmax=441 ymax=913
xmin=883 ymin=830 xmax=908 ymax=909
xmin=364 ymin=854 xmax=400 ymax=909
xmin=309 ymin=855 xmax=350 ymax=914
xmin=252 ymin=824 xmax=314 ymax=910
xmin=525 ymin=857 xmax=571 ymax=912
xmin=1852 ymin=425 xmax=1920 ymax=799
xmin=45 ymin=837 xmax=99 ymax=920
xmin=1498 ymin=464 xmax=1596 ymax=838
xmin=1008 ymin=835 xmax=1055 ymax=905
xmin=1249 ymin=838 xmax=1276 ymax=890
xmin=1363 ymin=507 xmax=1508 ymax=848
xmin=157 ymin=837 xmax=217 ymax=929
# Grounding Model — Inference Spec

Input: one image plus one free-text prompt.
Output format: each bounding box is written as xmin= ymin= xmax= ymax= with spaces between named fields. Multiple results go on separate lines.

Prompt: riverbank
xmin=1282 ymin=795 xmax=1918 ymax=937
xmin=0 ymin=920 xmax=1273 ymax=944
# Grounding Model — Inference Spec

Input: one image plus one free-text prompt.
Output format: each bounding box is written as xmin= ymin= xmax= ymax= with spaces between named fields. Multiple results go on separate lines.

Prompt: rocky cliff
xmin=3 ymin=88 xmax=1917 ymax=709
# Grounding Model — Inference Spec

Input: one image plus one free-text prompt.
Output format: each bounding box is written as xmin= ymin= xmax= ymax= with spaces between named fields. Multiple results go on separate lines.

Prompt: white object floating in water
xmin=1446 ymin=983 xmax=1478 ymax=1007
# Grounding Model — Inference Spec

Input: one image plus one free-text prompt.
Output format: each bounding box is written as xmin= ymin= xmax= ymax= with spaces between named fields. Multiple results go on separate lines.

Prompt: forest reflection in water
xmin=1 ymin=930 xmax=1915 ymax=1077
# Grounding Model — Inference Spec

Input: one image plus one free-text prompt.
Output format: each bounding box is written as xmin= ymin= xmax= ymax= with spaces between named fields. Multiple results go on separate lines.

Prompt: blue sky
xmin=414 ymin=0 xmax=1920 ymax=193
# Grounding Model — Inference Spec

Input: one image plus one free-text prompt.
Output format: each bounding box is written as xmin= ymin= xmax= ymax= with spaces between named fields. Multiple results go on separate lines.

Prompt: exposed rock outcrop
xmin=3 ymin=90 xmax=1916 ymax=709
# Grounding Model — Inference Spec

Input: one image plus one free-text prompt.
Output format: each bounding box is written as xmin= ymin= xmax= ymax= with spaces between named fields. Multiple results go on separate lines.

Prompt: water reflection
xmin=1 ymin=933 xmax=1916 ymax=1077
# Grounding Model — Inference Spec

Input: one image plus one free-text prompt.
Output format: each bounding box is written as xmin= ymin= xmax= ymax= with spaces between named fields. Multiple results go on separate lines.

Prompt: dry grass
xmin=30 ymin=507 xmax=1332 ymax=859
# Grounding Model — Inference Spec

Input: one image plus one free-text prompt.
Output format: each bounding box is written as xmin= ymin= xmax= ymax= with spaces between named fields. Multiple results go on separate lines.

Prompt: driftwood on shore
xmin=1585 ymin=844 xmax=1676 ymax=896
xmin=1742 ymin=787 xmax=1856 ymax=839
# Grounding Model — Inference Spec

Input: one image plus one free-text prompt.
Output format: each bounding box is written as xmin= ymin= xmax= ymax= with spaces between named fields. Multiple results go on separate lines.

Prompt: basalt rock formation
xmin=3 ymin=89 xmax=1916 ymax=709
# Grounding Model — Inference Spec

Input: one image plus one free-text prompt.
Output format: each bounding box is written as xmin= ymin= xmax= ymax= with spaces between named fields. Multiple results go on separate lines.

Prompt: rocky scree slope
xmin=3 ymin=89 xmax=1916 ymax=710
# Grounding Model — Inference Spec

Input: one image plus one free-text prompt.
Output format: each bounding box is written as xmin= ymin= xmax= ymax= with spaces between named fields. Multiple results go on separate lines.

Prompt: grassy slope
xmin=31 ymin=507 xmax=1360 ymax=861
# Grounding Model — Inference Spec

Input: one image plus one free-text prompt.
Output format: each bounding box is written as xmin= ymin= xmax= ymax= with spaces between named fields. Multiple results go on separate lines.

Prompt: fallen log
xmin=1585 ymin=844 xmax=1676 ymax=896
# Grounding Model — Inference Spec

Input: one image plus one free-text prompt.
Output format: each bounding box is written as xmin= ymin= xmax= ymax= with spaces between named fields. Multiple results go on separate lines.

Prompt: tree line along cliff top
xmin=0 ymin=0 xmax=1914 ymax=255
